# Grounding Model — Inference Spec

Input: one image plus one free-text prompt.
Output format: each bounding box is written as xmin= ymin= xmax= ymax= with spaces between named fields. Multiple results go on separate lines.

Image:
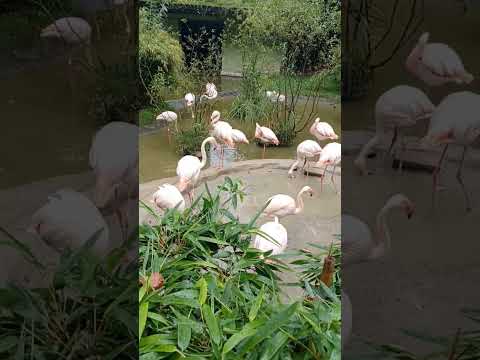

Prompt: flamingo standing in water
xmin=252 ymin=216 xmax=288 ymax=255
xmin=231 ymin=129 xmax=249 ymax=146
xmin=342 ymin=194 xmax=414 ymax=266
xmin=210 ymin=111 xmax=234 ymax=168
xmin=421 ymin=91 xmax=480 ymax=212
xmin=406 ymin=32 xmax=473 ymax=97
xmin=200 ymin=82 xmax=218 ymax=101
xmin=89 ymin=121 xmax=138 ymax=242
xmin=185 ymin=93 xmax=195 ymax=118
xmin=156 ymin=111 xmax=178 ymax=144
xmin=309 ymin=118 xmax=339 ymax=142
xmin=255 ymin=123 xmax=279 ymax=159
xmin=288 ymin=140 xmax=322 ymax=178
xmin=354 ymin=85 xmax=435 ymax=175
xmin=28 ymin=189 xmax=111 ymax=254
xmin=316 ymin=142 xmax=341 ymax=193
xmin=263 ymin=186 xmax=314 ymax=219
xmin=152 ymin=184 xmax=185 ymax=212
xmin=176 ymin=136 xmax=217 ymax=202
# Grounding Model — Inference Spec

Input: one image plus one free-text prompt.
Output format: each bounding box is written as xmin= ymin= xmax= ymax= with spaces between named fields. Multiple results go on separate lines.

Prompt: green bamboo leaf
xmin=139 ymin=301 xmax=149 ymax=338
xmin=177 ymin=322 xmax=191 ymax=351
xmin=248 ymin=285 xmax=265 ymax=322
xmin=222 ymin=324 xmax=258 ymax=356
xmin=147 ymin=312 xmax=169 ymax=326
xmin=197 ymin=277 xmax=208 ymax=306
xmin=202 ymin=304 xmax=221 ymax=345
xmin=259 ymin=331 xmax=289 ymax=360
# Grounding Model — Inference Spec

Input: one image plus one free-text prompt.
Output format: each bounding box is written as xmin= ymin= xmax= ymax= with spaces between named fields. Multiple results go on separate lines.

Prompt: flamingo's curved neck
xmin=372 ymin=203 xmax=392 ymax=259
xmin=199 ymin=139 xmax=210 ymax=169
xmin=294 ymin=189 xmax=307 ymax=214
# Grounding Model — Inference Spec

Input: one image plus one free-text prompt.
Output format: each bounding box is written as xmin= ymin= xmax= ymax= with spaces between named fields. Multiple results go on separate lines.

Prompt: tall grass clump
xmin=0 ymin=229 xmax=137 ymax=358
xmin=139 ymin=178 xmax=341 ymax=359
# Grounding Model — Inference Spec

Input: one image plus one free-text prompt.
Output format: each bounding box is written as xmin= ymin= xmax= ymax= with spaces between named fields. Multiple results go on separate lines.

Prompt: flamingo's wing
xmin=261 ymin=127 xmax=279 ymax=142
xmin=176 ymin=156 xmax=200 ymax=180
xmin=264 ymin=195 xmax=293 ymax=215
xmin=423 ymin=43 xmax=465 ymax=76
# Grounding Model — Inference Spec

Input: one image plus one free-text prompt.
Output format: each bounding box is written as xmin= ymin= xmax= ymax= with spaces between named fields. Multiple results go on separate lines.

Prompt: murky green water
xmin=140 ymin=98 xmax=340 ymax=182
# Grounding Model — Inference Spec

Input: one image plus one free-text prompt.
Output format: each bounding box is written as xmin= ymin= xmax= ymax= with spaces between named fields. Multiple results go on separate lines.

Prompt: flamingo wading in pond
xmin=342 ymin=194 xmax=414 ymax=266
xmin=421 ymin=91 xmax=480 ymax=212
xmin=176 ymin=136 xmax=217 ymax=202
xmin=252 ymin=216 xmax=288 ymax=256
xmin=185 ymin=93 xmax=195 ymax=118
xmin=309 ymin=118 xmax=338 ymax=142
xmin=152 ymin=183 xmax=186 ymax=213
xmin=210 ymin=111 xmax=235 ymax=168
xmin=263 ymin=186 xmax=314 ymax=219
xmin=354 ymin=85 xmax=435 ymax=175
xmin=288 ymin=140 xmax=322 ymax=178
xmin=156 ymin=111 xmax=178 ymax=144
xmin=255 ymin=123 xmax=279 ymax=159
xmin=316 ymin=142 xmax=341 ymax=193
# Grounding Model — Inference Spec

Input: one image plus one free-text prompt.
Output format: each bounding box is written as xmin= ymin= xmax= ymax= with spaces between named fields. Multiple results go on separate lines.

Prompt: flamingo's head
xmin=211 ymin=110 xmax=221 ymax=124
xmin=301 ymin=185 xmax=314 ymax=197
xmin=386 ymin=193 xmax=415 ymax=219
xmin=184 ymin=93 xmax=195 ymax=106
xmin=406 ymin=32 xmax=429 ymax=73
xmin=40 ymin=24 xmax=60 ymax=39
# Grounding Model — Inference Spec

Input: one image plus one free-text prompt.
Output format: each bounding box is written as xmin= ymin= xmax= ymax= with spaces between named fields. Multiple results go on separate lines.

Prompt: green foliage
xmin=175 ymin=121 xmax=210 ymax=156
xmin=0 ymin=229 xmax=137 ymax=358
xmin=139 ymin=178 xmax=341 ymax=359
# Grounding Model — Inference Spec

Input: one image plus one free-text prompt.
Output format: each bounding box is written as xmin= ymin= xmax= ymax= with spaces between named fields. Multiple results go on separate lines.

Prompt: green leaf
xmin=248 ymin=285 xmax=265 ymax=322
xmin=139 ymin=301 xmax=149 ymax=338
xmin=197 ymin=277 xmax=208 ymax=306
xmin=222 ymin=323 xmax=259 ymax=356
xmin=202 ymin=304 xmax=221 ymax=345
xmin=259 ymin=331 xmax=289 ymax=360
xmin=177 ymin=321 xmax=191 ymax=351
xmin=147 ymin=312 xmax=169 ymax=326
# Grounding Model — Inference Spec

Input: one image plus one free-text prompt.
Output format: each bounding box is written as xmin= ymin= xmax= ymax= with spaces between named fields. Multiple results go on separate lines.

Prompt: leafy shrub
xmin=175 ymin=121 xmax=210 ymax=156
xmin=139 ymin=178 xmax=341 ymax=359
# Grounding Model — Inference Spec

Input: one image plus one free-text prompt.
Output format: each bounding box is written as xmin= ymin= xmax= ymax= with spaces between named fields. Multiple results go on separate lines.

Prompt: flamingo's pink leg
xmin=320 ymin=164 xmax=328 ymax=192
xmin=432 ymin=144 xmax=449 ymax=211
xmin=262 ymin=144 xmax=266 ymax=159
xmin=331 ymin=164 xmax=338 ymax=193
xmin=456 ymin=145 xmax=471 ymax=212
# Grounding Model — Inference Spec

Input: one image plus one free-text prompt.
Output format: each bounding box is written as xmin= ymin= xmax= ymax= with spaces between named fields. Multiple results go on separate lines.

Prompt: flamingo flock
xmin=345 ymin=31 xmax=477 ymax=347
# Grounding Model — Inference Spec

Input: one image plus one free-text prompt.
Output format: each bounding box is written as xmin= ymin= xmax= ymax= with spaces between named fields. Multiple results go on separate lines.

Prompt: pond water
xmin=139 ymin=98 xmax=340 ymax=183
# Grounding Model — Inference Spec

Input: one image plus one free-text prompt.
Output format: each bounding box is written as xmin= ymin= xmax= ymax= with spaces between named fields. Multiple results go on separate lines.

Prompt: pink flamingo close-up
xmin=406 ymin=32 xmax=474 ymax=94
xmin=288 ymin=139 xmax=322 ymax=178
xmin=316 ymin=142 xmax=341 ymax=193
xmin=255 ymin=123 xmax=279 ymax=159
xmin=420 ymin=91 xmax=480 ymax=212
xmin=263 ymin=186 xmax=314 ymax=219
xmin=354 ymin=85 xmax=435 ymax=175
xmin=342 ymin=194 xmax=414 ymax=266
xmin=252 ymin=216 xmax=288 ymax=256
xmin=151 ymin=183 xmax=186 ymax=213
xmin=89 ymin=121 xmax=138 ymax=242
xmin=156 ymin=111 xmax=178 ymax=144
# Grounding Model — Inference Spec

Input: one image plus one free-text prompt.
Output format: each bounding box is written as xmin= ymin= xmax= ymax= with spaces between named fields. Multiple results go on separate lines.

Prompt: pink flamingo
xmin=342 ymin=194 xmax=414 ymax=266
xmin=252 ymin=216 xmax=288 ymax=255
xmin=354 ymin=85 xmax=435 ymax=175
xmin=200 ymin=82 xmax=218 ymax=101
xmin=156 ymin=111 xmax=178 ymax=144
xmin=151 ymin=184 xmax=186 ymax=213
xmin=28 ymin=189 xmax=110 ymax=254
xmin=309 ymin=118 xmax=338 ymax=142
xmin=89 ymin=121 xmax=138 ymax=242
xmin=316 ymin=142 xmax=341 ymax=193
xmin=263 ymin=186 xmax=314 ymax=219
xmin=231 ymin=129 xmax=249 ymax=146
xmin=185 ymin=93 xmax=195 ymax=118
xmin=176 ymin=136 xmax=217 ymax=202
xmin=421 ymin=91 xmax=480 ymax=212
xmin=255 ymin=123 xmax=279 ymax=159
xmin=288 ymin=140 xmax=322 ymax=178
xmin=210 ymin=111 xmax=234 ymax=168
xmin=406 ymin=32 xmax=473 ymax=91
